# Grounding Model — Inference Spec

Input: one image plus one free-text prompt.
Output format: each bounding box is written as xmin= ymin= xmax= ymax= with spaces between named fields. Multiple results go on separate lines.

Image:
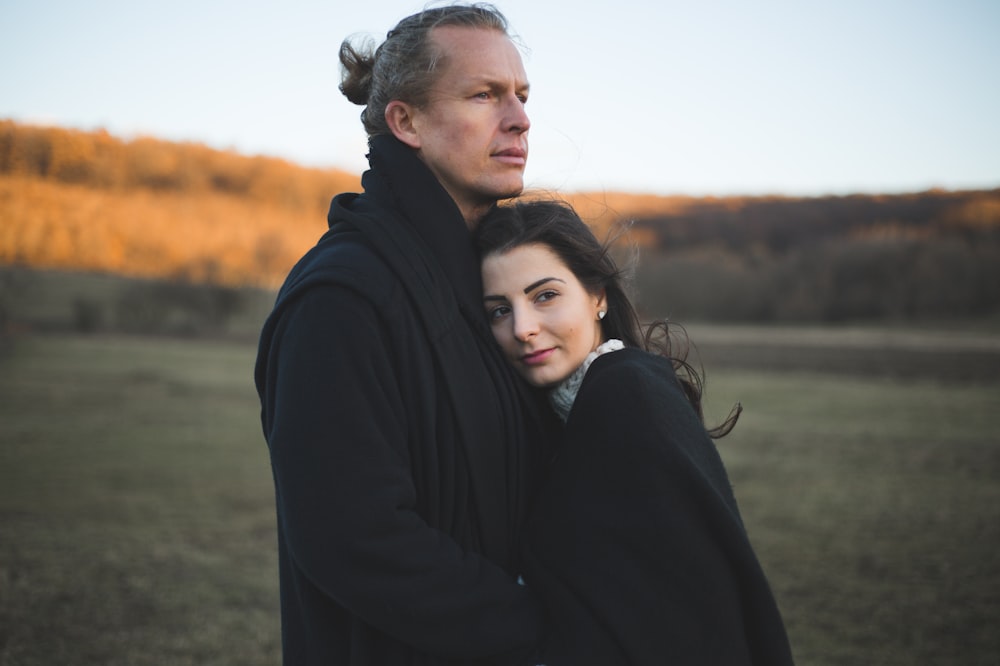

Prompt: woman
xmin=476 ymin=200 xmax=794 ymax=665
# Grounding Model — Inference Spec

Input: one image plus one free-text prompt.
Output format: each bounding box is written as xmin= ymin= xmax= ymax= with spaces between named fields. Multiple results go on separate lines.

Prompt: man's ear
xmin=385 ymin=101 xmax=421 ymax=149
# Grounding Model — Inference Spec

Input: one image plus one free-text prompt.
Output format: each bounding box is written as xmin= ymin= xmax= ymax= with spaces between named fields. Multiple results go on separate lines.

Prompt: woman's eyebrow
xmin=523 ymin=277 xmax=564 ymax=293
xmin=482 ymin=277 xmax=566 ymax=302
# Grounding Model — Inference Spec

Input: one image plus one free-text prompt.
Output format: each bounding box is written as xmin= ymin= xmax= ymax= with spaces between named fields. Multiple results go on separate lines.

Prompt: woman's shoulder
xmin=568 ymin=347 xmax=735 ymax=499
xmin=569 ymin=346 xmax=688 ymax=420
xmin=583 ymin=346 xmax=677 ymax=390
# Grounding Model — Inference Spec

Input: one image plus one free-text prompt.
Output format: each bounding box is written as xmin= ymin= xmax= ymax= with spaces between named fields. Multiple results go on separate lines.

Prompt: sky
xmin=2 ymin=0 xmax=999 ymax=197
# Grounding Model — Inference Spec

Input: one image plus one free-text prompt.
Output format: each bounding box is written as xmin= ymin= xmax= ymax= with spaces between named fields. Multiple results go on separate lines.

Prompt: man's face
xmin=402 ymin=26 xmax=530 ymax=224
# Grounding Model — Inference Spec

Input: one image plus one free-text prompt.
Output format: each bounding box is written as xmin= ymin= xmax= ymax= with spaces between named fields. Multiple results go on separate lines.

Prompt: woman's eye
xmin=536 ymin=290 xmax=559 ymax=303
xmin=487 ymin=305 xmax=510 ymax=321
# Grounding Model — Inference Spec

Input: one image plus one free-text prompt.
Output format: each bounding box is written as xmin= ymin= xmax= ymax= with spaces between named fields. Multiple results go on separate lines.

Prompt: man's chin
xmin=493 ymin=179 xmax=525 ymax=202
xmin=497 ymin=186 xmax=524 ymax=202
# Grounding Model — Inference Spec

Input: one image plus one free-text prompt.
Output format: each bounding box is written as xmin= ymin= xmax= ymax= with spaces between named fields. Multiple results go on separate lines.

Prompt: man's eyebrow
xmin=468 ymin=77 xmax=530 ymax=92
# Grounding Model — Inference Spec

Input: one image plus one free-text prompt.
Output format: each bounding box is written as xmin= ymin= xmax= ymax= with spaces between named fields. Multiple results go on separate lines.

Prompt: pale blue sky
xmin=2 ymin=0 xmax=998 ymax=196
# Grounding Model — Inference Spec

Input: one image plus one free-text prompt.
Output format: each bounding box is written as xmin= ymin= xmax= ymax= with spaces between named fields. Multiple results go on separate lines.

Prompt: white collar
xmin=547 ymin=339 xmax=625 ymax=422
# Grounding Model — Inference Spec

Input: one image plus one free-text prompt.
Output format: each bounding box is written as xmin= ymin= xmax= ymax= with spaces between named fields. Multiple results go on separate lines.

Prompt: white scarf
xmin=547 ymin=339 xmax=625 ymax=422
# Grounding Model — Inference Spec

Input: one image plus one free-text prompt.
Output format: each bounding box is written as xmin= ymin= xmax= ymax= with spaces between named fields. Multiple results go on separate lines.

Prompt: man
xmin=254 ymin=5 xmax=551 ymax=664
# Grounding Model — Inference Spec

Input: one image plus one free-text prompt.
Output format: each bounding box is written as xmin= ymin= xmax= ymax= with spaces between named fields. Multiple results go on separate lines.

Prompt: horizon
xmin=9 ymin=116 xmax=999 ymax=201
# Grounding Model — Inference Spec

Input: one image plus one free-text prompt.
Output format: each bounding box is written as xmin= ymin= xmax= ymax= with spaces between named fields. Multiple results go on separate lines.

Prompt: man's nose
xmin=504 ymin=95 xmax=530 ymax=134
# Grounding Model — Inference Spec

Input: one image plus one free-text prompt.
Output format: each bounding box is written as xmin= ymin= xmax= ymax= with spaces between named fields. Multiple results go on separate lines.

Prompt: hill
xmin=1 ymin=120 xmax=358 ymax=287
xmin=2 ymin=120 xmax=999 ymax=324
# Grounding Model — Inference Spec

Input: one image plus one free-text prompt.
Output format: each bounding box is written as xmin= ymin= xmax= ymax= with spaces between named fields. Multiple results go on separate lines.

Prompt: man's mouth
xmin=493 ymin=147 xmax=527 ymax=165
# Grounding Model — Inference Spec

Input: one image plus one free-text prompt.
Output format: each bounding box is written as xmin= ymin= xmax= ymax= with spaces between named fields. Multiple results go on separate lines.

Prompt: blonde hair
xmin=339 ymin=4 xmax=510 ymax=137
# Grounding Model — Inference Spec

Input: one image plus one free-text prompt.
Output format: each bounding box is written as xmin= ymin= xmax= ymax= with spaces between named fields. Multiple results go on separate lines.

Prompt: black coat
xmin=522 ymin=348 xmax=794 ymax=665
xmin=255 ymin=135 xmax=550 ymax=665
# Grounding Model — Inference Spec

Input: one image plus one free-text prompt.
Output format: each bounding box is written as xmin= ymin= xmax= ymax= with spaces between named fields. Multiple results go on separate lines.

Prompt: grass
xmin=0 ymin=335 xmax=279 ymax=665
xmin=1 ymin=331 xmax=998 ymax=665
xmin=703 ymin=369 xmax=1000 ymax=665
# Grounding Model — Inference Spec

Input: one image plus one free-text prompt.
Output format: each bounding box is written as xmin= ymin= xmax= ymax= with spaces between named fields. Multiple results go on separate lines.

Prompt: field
xmin=1 ymin=326 xmax=998 ymax=665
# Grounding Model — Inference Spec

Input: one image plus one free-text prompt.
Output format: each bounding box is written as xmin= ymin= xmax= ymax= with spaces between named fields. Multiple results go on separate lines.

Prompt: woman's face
xmin=482 ymin=243 xmax=606 ymax=388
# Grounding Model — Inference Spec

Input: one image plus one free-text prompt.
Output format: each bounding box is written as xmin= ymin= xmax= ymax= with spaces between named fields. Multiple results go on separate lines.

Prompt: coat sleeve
xmin=523 ymin=351 xmax=792 ymax=666
xmin=259 ymin=283 xmax=544 ymax=663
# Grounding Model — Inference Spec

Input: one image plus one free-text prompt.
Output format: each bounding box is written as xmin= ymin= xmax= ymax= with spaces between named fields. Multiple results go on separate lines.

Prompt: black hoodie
xmin=255 ymin=135 xmax=549 ymax=665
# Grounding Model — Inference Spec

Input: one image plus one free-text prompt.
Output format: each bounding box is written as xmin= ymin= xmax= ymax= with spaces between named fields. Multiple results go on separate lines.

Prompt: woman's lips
xmin=520 ymin=348 xmax=554 ymax=365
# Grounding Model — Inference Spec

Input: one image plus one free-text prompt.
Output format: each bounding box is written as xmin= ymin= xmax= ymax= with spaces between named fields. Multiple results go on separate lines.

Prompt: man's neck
xmin=461 ymin=201 xmax=495 ymax=230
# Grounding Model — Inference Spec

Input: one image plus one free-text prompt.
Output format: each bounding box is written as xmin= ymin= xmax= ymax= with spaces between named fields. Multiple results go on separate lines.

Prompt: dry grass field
xmin=1 ymin=326 xmax=998 ymax=665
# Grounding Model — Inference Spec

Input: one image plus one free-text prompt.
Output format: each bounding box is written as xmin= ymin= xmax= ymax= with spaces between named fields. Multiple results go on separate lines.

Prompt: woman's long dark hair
xmin=475 ymin=199 xmax=740 ymax=438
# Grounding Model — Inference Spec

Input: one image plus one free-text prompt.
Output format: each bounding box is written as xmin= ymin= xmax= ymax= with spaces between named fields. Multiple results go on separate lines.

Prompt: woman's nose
xmin=512 ymin=310 xmax=539 ymax=342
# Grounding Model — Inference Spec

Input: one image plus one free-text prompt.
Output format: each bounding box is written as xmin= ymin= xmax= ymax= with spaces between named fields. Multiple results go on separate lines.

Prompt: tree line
xmin=2 ymin=119 xmax=998 ymax=323
xmin=626 ymin=189 xmax=1000 ymax=322
xmin=0 ymin=119 xmax=358 ymax=211
xmin=0 ymin=120 xmax=357 ymax=288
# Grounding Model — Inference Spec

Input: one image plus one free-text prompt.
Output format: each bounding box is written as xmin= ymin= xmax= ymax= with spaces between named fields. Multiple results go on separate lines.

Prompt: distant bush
xmin=0 ymin=266 xmax=275 ymax=340
xmin=115 ymin=279 xmax=246 ymax=336
xmin=72 ymin=297 xmax=105 ymax=333
xmin=635 ymin=231 xmax=1000 ymax=322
